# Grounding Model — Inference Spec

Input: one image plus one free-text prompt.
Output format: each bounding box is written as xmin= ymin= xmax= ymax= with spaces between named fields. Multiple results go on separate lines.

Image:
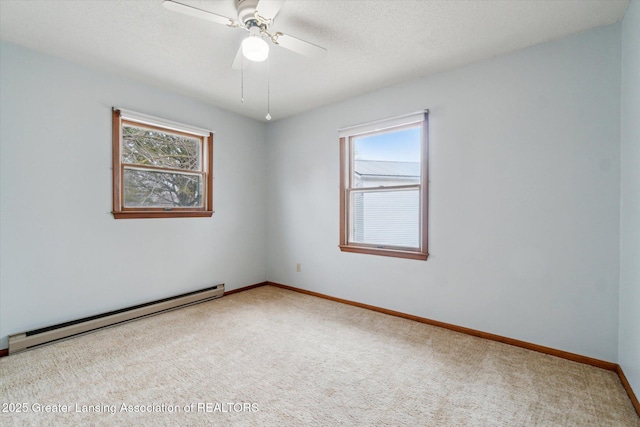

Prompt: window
xmin=339 ymin=111 xmax=429 ymax=260
xmin=112 ymin=108 xmax=213 ymax=219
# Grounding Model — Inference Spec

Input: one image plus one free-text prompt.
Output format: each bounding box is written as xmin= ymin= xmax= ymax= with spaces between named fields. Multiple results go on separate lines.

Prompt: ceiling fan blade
xmin=232 ymin=45 xmax=244 ymax=71
xmin=256 ymin=0 xmax=286 ymax=20
xmin=274 ymin=33 xmax=327 ymax=59
xmin=163 ymin=0 xmax=236 ymax=27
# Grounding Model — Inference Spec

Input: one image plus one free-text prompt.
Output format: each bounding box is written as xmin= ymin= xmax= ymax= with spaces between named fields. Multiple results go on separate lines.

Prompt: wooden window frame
xmin=339 ymin=111 xmax=429 ymax=260
xmin=112 ymin=108 xmax=214 ymax=219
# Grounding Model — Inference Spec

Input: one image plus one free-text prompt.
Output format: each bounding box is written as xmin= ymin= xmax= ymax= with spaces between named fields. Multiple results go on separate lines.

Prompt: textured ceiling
xmin=0 ymin=0 xmax=630 ymax=122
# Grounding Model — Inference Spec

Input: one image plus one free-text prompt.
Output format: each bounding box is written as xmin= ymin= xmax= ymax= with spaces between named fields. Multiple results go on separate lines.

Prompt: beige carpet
xmin=1 ymin=285 xmax=638 ymax=426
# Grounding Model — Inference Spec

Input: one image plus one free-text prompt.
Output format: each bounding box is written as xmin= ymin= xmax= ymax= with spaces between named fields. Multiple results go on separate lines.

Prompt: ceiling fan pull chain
xmin=266 ymin=56 xmax=272 ymax=121
xmin=241 ymin=54 xmax=245 ymax=104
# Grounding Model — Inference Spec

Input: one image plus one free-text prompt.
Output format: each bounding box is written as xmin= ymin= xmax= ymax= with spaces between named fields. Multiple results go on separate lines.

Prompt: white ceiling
xmin=0 ymin=0 xmax=630 ymax=122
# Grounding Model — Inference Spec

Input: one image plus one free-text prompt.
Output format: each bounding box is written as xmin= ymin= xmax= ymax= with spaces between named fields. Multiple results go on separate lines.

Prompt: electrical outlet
xmin=296 ymin=263 xmax=301 ymax=272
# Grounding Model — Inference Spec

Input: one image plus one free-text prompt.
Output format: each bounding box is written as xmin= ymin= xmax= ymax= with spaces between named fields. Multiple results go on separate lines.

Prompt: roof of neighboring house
xmin=355 ymin=160 xmax=420 ymax=178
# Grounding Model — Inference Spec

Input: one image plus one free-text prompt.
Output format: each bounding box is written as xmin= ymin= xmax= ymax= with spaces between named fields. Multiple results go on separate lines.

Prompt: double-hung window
xmin=339 ymin=111 xmax=429 ymax=260
xmin=112 ymin=108 xmax=214 ymax=219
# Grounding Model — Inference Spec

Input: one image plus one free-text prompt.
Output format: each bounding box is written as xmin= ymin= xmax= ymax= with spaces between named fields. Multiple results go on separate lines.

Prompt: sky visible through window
xmin=354 ymin=126 xmax=420 ymax=162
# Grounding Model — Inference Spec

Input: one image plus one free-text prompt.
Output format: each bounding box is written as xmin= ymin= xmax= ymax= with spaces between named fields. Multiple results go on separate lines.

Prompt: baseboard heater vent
xmin=8 ymin=283 xmax=224 ymax=355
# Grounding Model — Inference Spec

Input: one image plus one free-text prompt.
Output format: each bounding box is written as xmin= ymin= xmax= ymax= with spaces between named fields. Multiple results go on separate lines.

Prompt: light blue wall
xmin=620 ymin=0 xmax=640 ymax=398
xmin=266 ymin=24 xmax=622 ymax=362
xmin=0 ymin=42 xmax=268 ymax=349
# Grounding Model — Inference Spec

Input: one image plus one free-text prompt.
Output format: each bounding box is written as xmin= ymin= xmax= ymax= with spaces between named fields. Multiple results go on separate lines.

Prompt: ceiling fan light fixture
xmin=242 ymin=35 xmax=269 ymax=62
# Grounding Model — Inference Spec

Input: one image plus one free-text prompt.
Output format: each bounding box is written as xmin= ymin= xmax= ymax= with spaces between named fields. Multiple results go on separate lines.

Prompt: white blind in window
xmin=116 ymin=108 xmax=212 ymax=137
xmin=338 ymin=110 xmax=428 ymax=138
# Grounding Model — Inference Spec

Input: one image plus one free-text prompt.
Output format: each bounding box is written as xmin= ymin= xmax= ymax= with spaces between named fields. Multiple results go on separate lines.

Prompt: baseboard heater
xmin=8 ymin=283 xmax=224 ymax=355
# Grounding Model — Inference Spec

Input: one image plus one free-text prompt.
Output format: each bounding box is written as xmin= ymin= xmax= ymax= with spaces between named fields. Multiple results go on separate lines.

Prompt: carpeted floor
xmin=1 ymin=285 xmax=638 ymax=426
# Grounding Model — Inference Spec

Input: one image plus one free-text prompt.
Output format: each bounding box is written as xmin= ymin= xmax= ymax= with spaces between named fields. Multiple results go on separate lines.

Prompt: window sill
xmin=339 ymin=245 xmax=428 ymax=261
xmin=113 ymin=211 xmax=213 ymax=219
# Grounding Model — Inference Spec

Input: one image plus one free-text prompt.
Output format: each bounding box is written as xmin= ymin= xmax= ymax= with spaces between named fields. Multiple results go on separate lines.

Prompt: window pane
xmin=123 ymin=168 xmax=203 ymax=208
xmin=122 ymin=125 xmax=200 ymax=171
xmin=353 ymin=126 xmax=420 ymax=187
xmin=349 ymin=188 xmax=420 ymax=248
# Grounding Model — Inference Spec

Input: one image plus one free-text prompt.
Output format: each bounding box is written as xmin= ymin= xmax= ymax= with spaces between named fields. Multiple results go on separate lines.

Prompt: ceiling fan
xmin=163 ymin=0 xmax=327 ymax=67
